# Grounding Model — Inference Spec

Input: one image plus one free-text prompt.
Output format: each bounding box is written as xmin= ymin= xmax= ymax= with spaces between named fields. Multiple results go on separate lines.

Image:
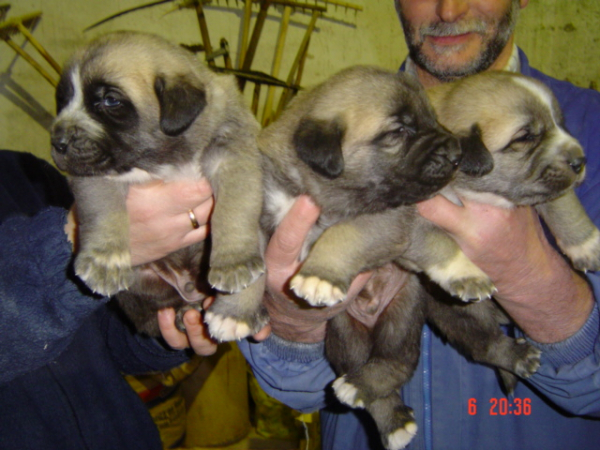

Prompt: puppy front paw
xmin=561 ymin=229 xmax=600 ymax=272
xmin=427 ymin=253 xmax=496 ymax=302
xmin=290 ymin=274 xmax=346 ymax=307
xmin=332 ymin=376 xmax=365 ymax=408
xmin=209 ymin=254 xmax=265 ymax=293
xmin=75 ymin=248 xmax=133 ymax=296
xmin=203 ymin=291 xmax=268 ymax=342
xmin=447 ymin=276 xmax=497 ymax=302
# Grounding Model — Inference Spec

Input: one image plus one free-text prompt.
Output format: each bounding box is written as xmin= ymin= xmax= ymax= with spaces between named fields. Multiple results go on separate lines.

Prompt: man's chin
xmin=417 ymin=39 xmax=487 ymax=78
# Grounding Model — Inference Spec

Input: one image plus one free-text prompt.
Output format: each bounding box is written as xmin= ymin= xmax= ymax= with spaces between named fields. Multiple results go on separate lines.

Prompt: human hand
xmin=417 ymin=195 xmax=593 ymax=343
xmin=264 ymin=195 xmax=372 ymax=343
xmin=127 ymin=179 xmax=214 ymax=266
xmin=157 ymin=298 xmax=270 ymax=356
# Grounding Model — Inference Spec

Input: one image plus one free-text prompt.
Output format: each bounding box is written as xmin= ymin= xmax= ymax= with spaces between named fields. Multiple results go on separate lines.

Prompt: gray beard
xmin=400 ymin=1 xmax=519 ymax=82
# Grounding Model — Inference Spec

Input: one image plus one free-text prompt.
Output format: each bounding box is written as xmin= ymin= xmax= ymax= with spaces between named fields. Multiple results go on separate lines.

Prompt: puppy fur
xmin=429 ymin=71 xmax=600 ymax=272
xmin=259 ymin=66 xmax=507 ymax=450
xmin=51 ymin=31 xmax=267 ymax=341
xmin=327 ymin=71 xmax=600 ymax=450
xmin=260 ymin=65 xmax=495 ymax=308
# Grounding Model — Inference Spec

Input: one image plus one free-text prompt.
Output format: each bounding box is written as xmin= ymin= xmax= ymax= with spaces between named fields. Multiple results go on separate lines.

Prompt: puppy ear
xmin=293 ymin=117 xmax=345 ymax=179
xmin=458 ymin=124 xmax=494 ymax=177
xmin=154 ymin=75 xmax=207 ymax=136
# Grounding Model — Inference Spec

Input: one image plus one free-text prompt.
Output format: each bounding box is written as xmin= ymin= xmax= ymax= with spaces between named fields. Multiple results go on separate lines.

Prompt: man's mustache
xmin=419 ymin=20 xmax=488 ymax=39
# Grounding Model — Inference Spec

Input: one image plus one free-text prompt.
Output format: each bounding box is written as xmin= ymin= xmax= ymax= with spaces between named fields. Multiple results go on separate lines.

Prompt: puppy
xmin=51 ymin=31 xmax=267 ymax=341
xmin=260 ymin=66 xmax=502 ymax=449
xmin=327 ymin=71 xmax=600 ymax=450
xmin=429 ymin=71 xmax=600 ymax=271
xmin=260 ymin=65 xmax=495 ymax=307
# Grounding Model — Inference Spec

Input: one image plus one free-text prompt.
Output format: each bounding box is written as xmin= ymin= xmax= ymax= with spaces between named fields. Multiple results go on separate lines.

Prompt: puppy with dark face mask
xmin=260 ymin=65 xmax=495 ymax=307
xmin=51 ymin=31 xmax=266 ymax=341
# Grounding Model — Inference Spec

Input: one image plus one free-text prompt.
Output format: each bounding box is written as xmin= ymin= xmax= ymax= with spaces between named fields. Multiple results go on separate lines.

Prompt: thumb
xmin=416 ymin=194 xmax=464 ymax=233
xmin=265 ymin=195 xmax=320 ymax=269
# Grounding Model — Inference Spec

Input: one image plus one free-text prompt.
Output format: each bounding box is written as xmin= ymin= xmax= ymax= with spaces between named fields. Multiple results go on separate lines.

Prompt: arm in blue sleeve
xmin=0 ymin=207 xmax=108 ymax=383
xmin=238 ymin=334 xmax=336 ymax=413
xmin=99 ymin=302 xmax=191 ymax=375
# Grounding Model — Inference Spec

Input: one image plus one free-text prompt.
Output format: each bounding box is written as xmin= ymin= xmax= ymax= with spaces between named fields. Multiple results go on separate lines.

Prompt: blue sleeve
xmin=239 ymin=334 xmax=336 ymax=413
xmin=527 ymin=274 xmax=600 ymax=417
xmin=98 ymin=303 xmax=191 ymax=375
xmin=0 ymin=207 xmax=190 ymax=383
xmin=0 ymin=207 xmax=108 ymax=383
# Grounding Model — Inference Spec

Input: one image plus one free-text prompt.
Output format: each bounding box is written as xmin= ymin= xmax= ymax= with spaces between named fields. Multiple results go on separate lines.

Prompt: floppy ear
xmin=154 ymin=75 xmax=207 ymax=136
xmin=293 ymin=117 xmax=345 ymax=179
xmin=458 ymin=124 xmax=494 ymax=177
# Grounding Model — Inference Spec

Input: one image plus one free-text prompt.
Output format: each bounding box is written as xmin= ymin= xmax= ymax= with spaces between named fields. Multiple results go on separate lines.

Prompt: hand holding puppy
xmin=126 ymin=179 xmax=214 ymax=266
xmin=263 ymin=195 xmax=373 ymax=343
xmin=418 ymin=196 xmax=594 ymax=343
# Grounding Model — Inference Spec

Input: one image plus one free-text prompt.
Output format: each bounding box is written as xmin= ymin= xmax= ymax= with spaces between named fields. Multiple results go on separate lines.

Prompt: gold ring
xmin=188 ymin=209 xmax=200 ymax=229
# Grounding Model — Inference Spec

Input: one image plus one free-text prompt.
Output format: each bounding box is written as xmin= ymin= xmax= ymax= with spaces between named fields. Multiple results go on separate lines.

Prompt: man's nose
xmin=436 ymin=0 xmax=469 ymax=22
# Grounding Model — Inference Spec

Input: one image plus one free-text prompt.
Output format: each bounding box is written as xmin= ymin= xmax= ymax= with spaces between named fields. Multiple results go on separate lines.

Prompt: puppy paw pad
xmin=290 ymin=275 xmax=346 ymax=307
xmin=387 ymin=422 xmax=418 ymax=450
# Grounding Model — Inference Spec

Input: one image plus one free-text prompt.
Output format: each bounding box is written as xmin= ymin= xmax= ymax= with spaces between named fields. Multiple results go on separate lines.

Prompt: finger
xmin=416 ymin=194 xmax=464 ymax=231
xmin=163 ymin=179 xmax=214 ymax=212
xmin=182 ymin=309 xmax=218 ymax=356
xmin=251 ymin=323 xmax=272 ymax=342
xmin=157 ymin=308 xmax=189 ymax=350
xmin=265 ymin=195 xmax=320 ymax=269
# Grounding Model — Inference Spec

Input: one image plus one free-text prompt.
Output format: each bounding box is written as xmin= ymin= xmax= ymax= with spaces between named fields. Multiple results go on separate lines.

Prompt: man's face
xmin=396 ymin=0 xmax=522 ymax=81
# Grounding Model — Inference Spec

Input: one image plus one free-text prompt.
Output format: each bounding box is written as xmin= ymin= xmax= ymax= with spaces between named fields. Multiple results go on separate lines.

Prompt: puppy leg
xmin=71 ymin=176 xmax=133 ymax=295
xmin=204 ymin=272 xmax=268 ymax=341
xmin=367 ymin=394 xmax=418 ymax=450
xmin=292 ymin=212 xmax=405 ymax=307
xmin=331 ymin=277 xmax=424 ymax=409
xmin=206 ymin=149 xmax=265 ymax=294
xmin=426 ymin=294 xmax=541 ymax=394
xmin=536 ymin=189 xmax=600 ymax=272
xmin=326 ymin=311 xmax=373 ymax=408
xmin=402 ymin=217 xmax=496 ymax=302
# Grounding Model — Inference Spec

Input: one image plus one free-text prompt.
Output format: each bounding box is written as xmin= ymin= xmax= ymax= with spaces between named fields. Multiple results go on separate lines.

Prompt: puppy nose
xmin=569 ymin=156 xmax=586 ymax=174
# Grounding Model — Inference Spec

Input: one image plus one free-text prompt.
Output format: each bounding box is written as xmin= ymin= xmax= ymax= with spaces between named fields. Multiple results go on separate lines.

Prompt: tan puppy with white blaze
xmin=428 ymin=71 xmax=600 ymax=272
xmin=51 ymin=31 xmax=267 ymax=341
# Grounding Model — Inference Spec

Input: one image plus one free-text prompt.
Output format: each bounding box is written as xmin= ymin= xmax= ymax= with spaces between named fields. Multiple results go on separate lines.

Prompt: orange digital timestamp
xmin=468 ymin=398 xmax=532 ymax=416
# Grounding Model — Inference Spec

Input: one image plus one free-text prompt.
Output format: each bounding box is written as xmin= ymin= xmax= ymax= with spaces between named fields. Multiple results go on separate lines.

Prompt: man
xmin=229 ymin=1 xmax=600 ymax=449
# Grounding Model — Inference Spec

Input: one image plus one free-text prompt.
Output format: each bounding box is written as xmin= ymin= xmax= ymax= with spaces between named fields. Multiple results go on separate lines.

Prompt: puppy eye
xmin=102 ymin=95 xmax=122 ymax=108
xmin=513 ymin=132 xmax=536 ymax=143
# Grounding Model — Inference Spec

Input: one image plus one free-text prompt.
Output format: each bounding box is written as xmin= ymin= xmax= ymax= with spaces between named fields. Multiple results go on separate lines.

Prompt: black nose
xmin=569 ymin=156 xmax=586 ymax=174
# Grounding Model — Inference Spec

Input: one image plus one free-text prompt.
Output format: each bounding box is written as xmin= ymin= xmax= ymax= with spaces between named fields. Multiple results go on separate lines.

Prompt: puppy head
xmin=51 ymin=31 xmax=210 ymax=176
xmin=428 ymin=71 xmax=585 ymax=205
xmin=287 ymin=66 xmax=492 ymax=208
